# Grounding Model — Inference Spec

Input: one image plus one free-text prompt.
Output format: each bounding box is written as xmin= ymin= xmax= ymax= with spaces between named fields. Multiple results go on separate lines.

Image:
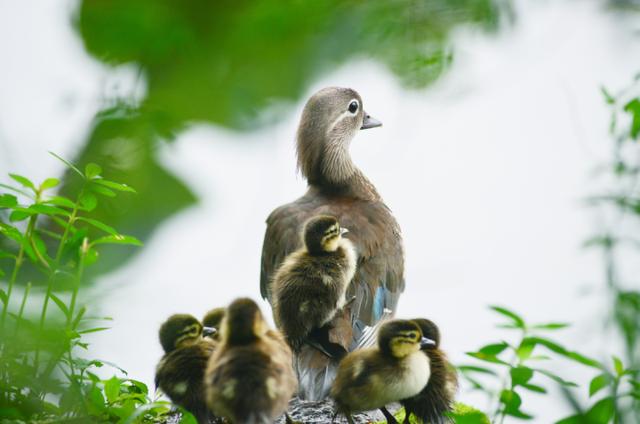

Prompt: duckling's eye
xmin=348 ymin=100 xmax=359 ymax=114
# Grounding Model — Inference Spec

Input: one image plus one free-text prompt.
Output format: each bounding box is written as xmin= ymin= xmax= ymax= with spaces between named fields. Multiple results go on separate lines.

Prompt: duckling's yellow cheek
xmin=222 ymin=379 xmax=236 ymax=399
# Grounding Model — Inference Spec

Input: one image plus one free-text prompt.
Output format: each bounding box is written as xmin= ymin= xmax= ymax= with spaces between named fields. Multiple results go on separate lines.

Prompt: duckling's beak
xmin=420 ymin=337 xmax=436 ymax=349
xmin=361 ymin=113 xmax=382 ymax=130
xmin=340 ymin=227 xmax=349 ymax=235
xmin=202 ymin=327 xmax=217 ymax=337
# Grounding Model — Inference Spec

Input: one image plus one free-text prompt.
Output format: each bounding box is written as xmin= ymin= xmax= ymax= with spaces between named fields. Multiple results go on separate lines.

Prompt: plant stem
xmin=1 ymin=214 xmax=36 ymax=329
xmin=35 ymin=187 xmax=83 ymax=375
xmin=13 ymin=282 xmax=31 ymax=337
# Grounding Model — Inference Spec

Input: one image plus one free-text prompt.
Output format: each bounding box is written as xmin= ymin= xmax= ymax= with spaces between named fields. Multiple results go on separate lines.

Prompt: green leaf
xmin=521 ymin=383 xmax=546 ymax=393
xmin=531 ymin=322 xmax=570 ymax=331
xmin=44 ymin=195 xmax=76 ymax=209
xmin=50 ymin=293 xmax=70 ymax=319
xmin=624 ymin=98 xmax=640 ymax=139
xmin=499 ymin=389 xmax=532 ymax=419
xmin=90 ymin=183 xmax=116 ymax=197
xmin=586 ymin=397 xmax=614 ymax=423
xmin=490 ymin=305 xmax=526 ymax=329
xmin=510 ymin=366 xmax=534 ymax=387
xmin=76 ymin=217 xmax=118 ymax=235
xmin=526 ymin=337 xmax=601 ymax=368
xmin=534 ymin=368 xmax=578 ymax=387
xmin=28 ymin=204 xmax=71 ymax=217
xmin=466 ymin=352 xmax=509 ymax=365
xmin=91 ymin=234 xmax=143 ymax=247
xmin=0 ymin=289 xmax=7 ymax=305
xmin=79 ymin=192 xmax=98 ymax=211
xmin=589 ymin=373 xmax=610 ymax=397
xmin=78 ymin=327 xmax=111 ymax=334
xmin=0 ymin=194 xmax=18 ymax=208
xmin=555 ymin=415 xmax=583 ymax=424
xmin=478 ymin=342 xmax=509 ymax=355
xmin=9 ymin=208 xmax=33 ymax=222
xmin=457 ymin=365 xmax=498 ymax=376
xmin=85 ymin=163 xmax=102 ymax=179
xmin=104 ymin=376 xmax=121 ymax=403
xmin=49 ymin=151 xmax=84 ymax=178
xmin=516 ymin=338 xmax=536 ymax=361
xmin=612 ymin=356 xmax=624 ymax=376
xmin=179 ymin=411 xmax=198 ymax=424
xmin=9 ymin=174 xmax=36 ymax=192
xmin=0 ymin=223 xmax=24 ymax=243
xmin=94 ymin=179 xmax=137 ymax=193
xmin=600 ymin=86 xmax=615 ymax=104
xmin=87 ymin=385 xmax=107 ymax=415
xmin=39 ymin=178 xmax=59 ymax=191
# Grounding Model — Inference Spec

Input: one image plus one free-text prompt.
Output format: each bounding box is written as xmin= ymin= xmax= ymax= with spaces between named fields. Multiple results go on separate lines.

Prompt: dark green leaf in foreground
xmin=75 ymin=217 xmax=118 ymax=235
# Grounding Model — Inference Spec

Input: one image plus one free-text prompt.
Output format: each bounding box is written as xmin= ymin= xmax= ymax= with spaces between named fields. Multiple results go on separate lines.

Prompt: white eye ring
xmin=348 ymin=99 xmax=359 ymax=114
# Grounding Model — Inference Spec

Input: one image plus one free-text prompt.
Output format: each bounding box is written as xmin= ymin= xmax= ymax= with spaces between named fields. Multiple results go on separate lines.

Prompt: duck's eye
xmin=348 ymin=100 xmax=359 ymax=114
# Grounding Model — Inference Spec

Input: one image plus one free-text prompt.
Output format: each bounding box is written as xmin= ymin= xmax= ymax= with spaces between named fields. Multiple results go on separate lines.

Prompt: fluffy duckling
xmin=331 ymin=320 xmax=435 ymax=424
xmin=202 ymin=307 xmax=226 ymax=341
xmin=271 ymin=215 xmax=356 ymax=355
xmin=155 ymin=314 xmax=217 ymax=423
xmin=400 ymin=319 xmax=458 ymax=424
xmin=205 ymin=298 xmax=297 ymax=424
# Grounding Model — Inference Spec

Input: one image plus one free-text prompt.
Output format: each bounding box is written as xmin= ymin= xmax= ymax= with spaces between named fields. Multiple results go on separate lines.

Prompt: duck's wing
xmin=260 ymin=191 xmax=404 ymax=329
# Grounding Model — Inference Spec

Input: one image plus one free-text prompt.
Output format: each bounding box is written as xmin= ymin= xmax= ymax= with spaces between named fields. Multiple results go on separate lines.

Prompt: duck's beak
xmin=361 ymin=113 xmax=382 ymax=130
xmin=202 ymin=327 xmax=217 ymax=337
xmin=340 ymin=227 xmax=349 ymax=235
xmin=420 ymin=337 xmax=436 ymax=349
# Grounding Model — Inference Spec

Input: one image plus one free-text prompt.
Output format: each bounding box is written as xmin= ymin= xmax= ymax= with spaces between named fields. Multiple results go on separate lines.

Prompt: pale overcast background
xmin=1 ymin=0 xmax=640 ymax=422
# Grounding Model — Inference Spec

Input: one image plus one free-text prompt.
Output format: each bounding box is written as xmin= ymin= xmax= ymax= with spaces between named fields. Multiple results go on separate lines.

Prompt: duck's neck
xmin=302 ymin=150 xmax=381 ymax=201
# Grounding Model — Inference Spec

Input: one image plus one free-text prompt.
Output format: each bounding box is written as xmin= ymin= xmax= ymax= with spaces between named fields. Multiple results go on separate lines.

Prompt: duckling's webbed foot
xmin=380 ymin=406 xmax=399 ymax=424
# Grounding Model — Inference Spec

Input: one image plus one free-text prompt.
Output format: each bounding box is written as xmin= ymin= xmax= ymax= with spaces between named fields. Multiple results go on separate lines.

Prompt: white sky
xmin=1 ymin=0 xmax=639 ymax=422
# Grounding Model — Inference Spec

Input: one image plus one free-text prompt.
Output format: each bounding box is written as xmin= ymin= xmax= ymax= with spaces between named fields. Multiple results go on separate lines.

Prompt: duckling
xmin=155 ymin=314 xmax=217 ymax=424
xmin=205 ymin=298 xmax=297 ymax=424
xmin=202 ymin=307 xmax=226 ymax=341
xmin=331 ymin=320 xmax=435 ymax=424
xmin=271 ymin=215 xmax=356 ymax=355
xmin=400 ymin=319 xmax=458 ymax=424
xmin=261 ymin=87 xmax=404 ymax=400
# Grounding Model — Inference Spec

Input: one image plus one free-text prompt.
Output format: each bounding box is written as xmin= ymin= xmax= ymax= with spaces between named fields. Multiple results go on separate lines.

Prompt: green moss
xmin=375 ymin=403 xmax=490 ymax=424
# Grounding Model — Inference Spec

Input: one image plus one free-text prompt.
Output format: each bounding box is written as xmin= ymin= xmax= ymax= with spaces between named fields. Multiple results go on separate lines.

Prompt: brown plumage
xmin=205 ymin=298 xmax=297 ymax=424
xmin=272 ymin=215 xmax=356 ymax=354
xmin=155 ymin=314 xmax=217 ymax=424
xmin=260 ymin=87 xmax=404 ymax=399
xmin=331 ymin=320 xmax=434 ymax=424
xmin=401 ymin=319 xmax=458 ymax=424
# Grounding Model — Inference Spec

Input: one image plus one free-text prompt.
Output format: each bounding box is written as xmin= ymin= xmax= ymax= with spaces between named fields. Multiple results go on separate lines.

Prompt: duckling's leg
xmin=380 ymin=406 xmax=399 ymax=424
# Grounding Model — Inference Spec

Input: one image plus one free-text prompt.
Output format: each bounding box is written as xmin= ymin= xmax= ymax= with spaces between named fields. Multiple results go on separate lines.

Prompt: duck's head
xmin=221 ymin=298 xmax=269 ymax=346
xmin=159 ymin=314 xmax=208 ymax=353
xmin=202 ymin=307 xmax=226 ymax=340
xmin=412 ymin=318 xmax=441 ymax=350
xmin=378 ymin=319 xmax=436 ymax=359
xmin=296 ymin=87 xmax=381 ymax=185
xmin=303 ymin=215 xmax=349 ymax=254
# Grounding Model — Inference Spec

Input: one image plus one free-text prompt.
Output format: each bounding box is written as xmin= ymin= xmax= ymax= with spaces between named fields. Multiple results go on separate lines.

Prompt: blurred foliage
xmin=457 ymin=306 xmax=640 ymax=424
xmin=0 ymin=155 xmax=190 ymax=422
xmin=64 ymin=0 xmax=502 ymax=277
